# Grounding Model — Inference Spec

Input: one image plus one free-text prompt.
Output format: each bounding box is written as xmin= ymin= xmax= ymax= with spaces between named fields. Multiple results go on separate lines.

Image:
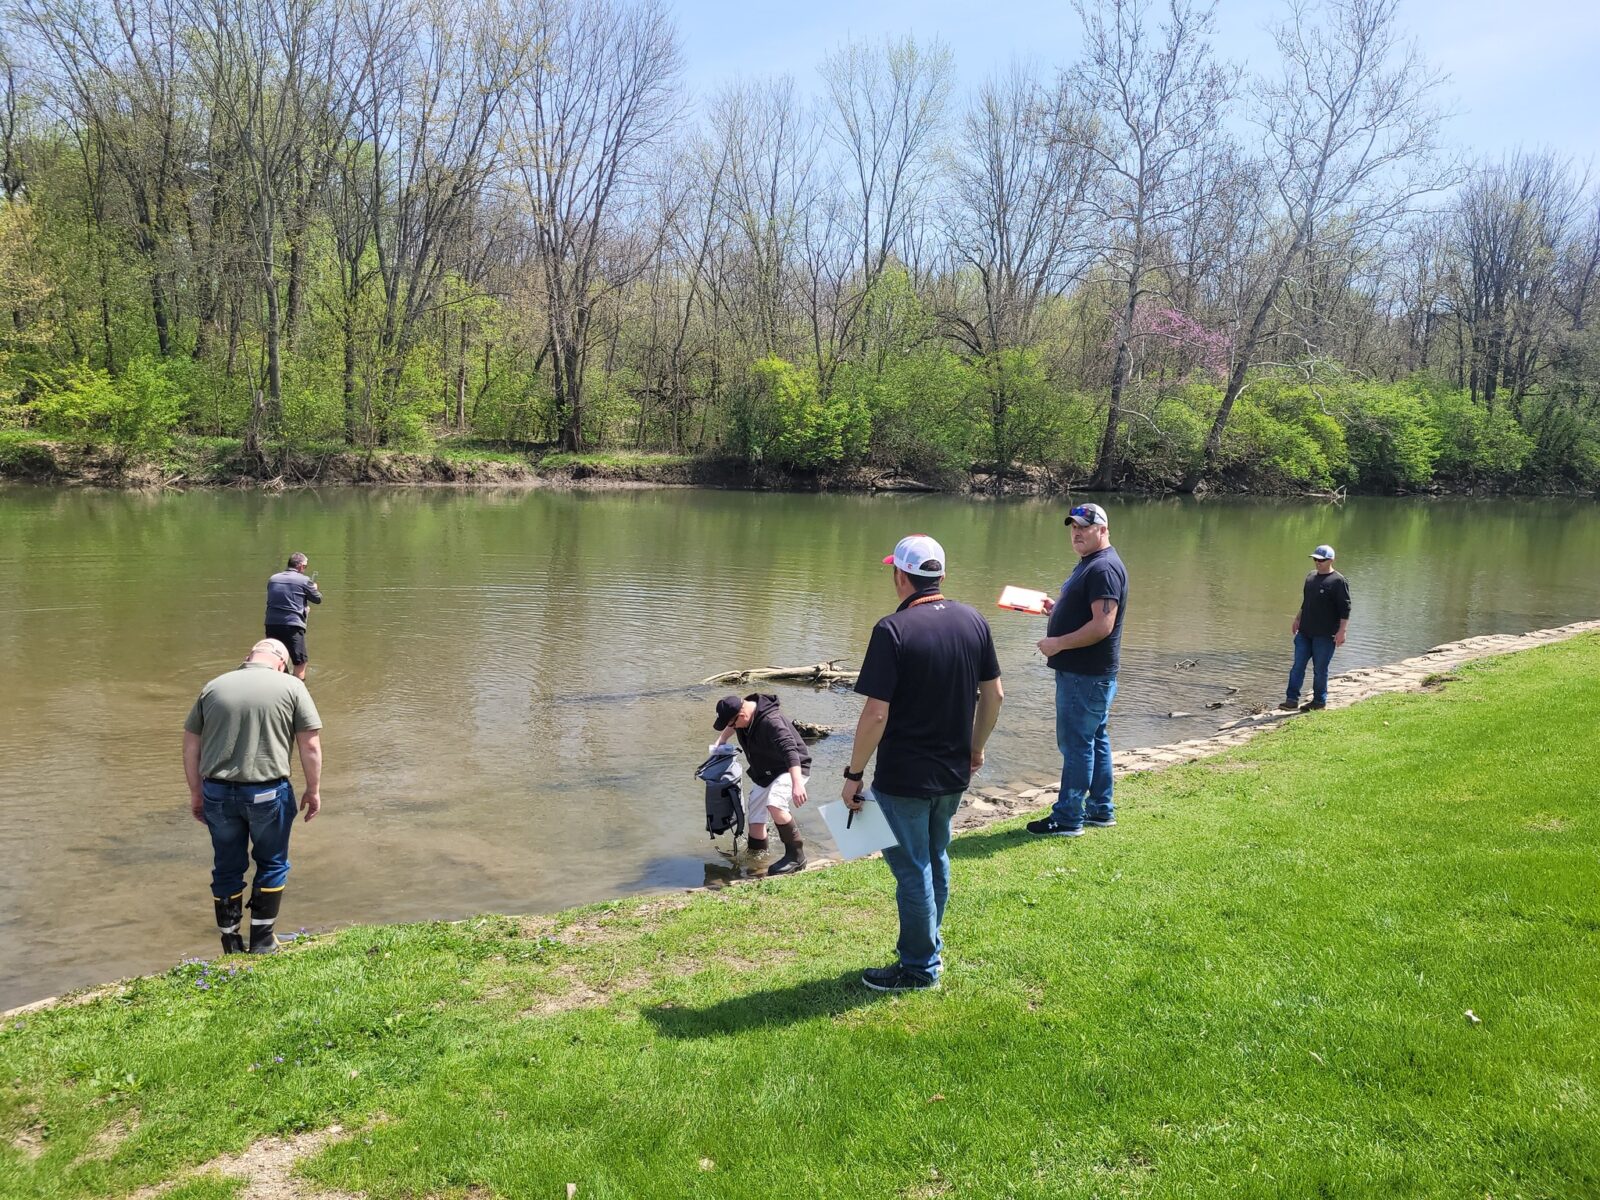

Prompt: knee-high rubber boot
xmin=248 ymin=885 xmax=285 ymax=954
xmin=214 ymin=891 xmax=245 ymax=955
xmin=767 ymin=821 xmax=808 ymax=876
xmin=745 ymin=835 xmax=770 ymax=855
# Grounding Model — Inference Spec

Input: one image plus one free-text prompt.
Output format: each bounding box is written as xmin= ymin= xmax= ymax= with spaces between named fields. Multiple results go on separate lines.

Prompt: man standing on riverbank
xmin=264 ymin=553 xmax=322 ymax=681
xmin=712 ymin=693 xmax=812 ymax=875
xmin=842 ymin=534 xmax=1004 ymax=992
xmin=1030 ymin=503 xmax=1128 ymax=838
xmin=183 ymin=638 xmax=323 ymax=955
xmin=1281 ymin=544 xmax=1351 ymax=712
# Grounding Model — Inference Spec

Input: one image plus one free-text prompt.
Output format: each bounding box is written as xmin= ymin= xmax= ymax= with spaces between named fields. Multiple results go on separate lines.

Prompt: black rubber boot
xmin=767 ymin=822 xmax=808 ymax=876
xmin=745 ymin=835 xmax=770 ymax=855
xmin=248 ymin=886 xmax=285 ymax=954
xmin=214 ymin=892 xmax=245 ymax=955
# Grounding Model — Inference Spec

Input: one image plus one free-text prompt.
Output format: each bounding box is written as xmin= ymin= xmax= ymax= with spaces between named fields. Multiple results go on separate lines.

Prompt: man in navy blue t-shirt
xmin=841 ymin=533 xmax=1004 ymax=991
xmin=1029 ymin=503 xmax=1128 ymax=837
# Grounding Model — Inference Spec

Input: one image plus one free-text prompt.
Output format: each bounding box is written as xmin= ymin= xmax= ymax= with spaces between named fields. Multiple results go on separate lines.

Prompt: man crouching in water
xmin=713 ymin=693 xmax=811 ymax=875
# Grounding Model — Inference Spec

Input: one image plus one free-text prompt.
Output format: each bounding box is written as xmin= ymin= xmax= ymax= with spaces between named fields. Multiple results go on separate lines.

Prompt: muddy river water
xmin=2 ymin=486 xmax=1596 ymax=1007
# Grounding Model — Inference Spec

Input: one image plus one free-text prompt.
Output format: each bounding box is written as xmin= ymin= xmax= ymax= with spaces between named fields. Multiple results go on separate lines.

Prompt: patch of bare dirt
xmin=69 ymin=1109 xmax=137 ymax=1167
xmin=126 ymin=1124 xmax=368 ymax=1200
xmin=1525 ymin=814 xmax=1570 ymax=832
xmin=9 ymin=1104 xmax=46 ymax=1160
xmin=544 ymin=897 xmax=694 ymax=947
xmin=516 ymin=965 xmax=652 ymax=1016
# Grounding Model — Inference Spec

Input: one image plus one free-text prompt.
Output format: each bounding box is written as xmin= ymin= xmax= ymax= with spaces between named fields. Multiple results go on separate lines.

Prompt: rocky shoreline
xmin=5 ymin=619 xmax=1596 ymax=1022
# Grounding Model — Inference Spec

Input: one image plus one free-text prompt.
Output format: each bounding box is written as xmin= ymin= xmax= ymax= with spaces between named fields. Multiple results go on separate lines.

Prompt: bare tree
xmin=350 ymin=0 xmax=533 ymax=444
xmin=1067 ymin=0 xmax=1236 ymax=489
xmin=184 ymin=0 xmax=348 ymax=452
xmin=1187 ymin=0 xmax=1448 ymax=487
xmin=706 ymin=76 xmax=820 ymax=360
xmin=943 ymin=65 xmax=1095 ymax=468
xmin=815 ymin=34 xmax=952 ymax=386
xmin=509 ymin=0 xmax=682 ymax=451
xmin=15 ymin=0 xmax=196 ymax=357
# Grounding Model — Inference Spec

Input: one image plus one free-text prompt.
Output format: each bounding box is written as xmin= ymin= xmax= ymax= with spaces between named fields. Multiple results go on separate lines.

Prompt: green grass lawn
xmin=3 ymin=639 xmax=1598 ymax=1199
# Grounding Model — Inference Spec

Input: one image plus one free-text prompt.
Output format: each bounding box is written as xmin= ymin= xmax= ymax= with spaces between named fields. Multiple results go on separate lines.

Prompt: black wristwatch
xmin=843 ymin=766 xmax=864 ymax=782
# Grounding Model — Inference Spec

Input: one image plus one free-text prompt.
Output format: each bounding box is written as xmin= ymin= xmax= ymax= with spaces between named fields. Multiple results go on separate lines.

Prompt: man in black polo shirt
xmin=841 ymin=534 xmax=1004 ymax=992
xmin=1280 ymin=543 xmax=1351 ymax=712
xmin=1029 ymin=502 xmax=1128 ymax=838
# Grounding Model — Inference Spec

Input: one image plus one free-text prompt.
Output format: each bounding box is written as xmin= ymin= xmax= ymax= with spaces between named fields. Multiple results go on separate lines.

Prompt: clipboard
xmin=997 ymin=585 xmax=1050 ymax=614
xmin=819 ymin=799 xmax=899 ymax=859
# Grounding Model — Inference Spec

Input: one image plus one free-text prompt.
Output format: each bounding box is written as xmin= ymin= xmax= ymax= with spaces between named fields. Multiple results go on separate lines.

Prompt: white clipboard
xmin=819 ymin=798 xmax=899 ymax=859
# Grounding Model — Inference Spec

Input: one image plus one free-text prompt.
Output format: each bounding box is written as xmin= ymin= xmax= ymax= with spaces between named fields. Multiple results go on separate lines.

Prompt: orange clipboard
xmin=997 ymin=585 xmax=1050 ymax=614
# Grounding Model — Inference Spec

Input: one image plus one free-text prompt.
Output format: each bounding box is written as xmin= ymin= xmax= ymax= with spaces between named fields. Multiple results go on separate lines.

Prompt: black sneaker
xmin=861 ymin=964 xmax=938 ymax=992
xmin=1026 ymin=817 xmax=1084 ymax=837
xmin=1084 ymin=815 xmax=1116 ymax=828
xmin=1279 ymin=698 xmax=1300 ymax=711
xmin=1301 ymin=700 xmax=1327 ymax=711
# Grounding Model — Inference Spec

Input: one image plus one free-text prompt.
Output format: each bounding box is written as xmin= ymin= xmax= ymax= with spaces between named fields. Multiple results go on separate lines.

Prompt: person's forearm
xmin=1337 ymin=618 xmax=1349 ymax=636
xmin=789 ymin=765 xmax=804 ymax=788
xmin=847 ymin=705 xmax=888 ymax=774
xmin=1044 ymin=614 xmax=1113 ymax=655
xmin=298 ymin=737 xmax=322 ymax=793
xmin=183 ymin=733 xmax=203 ymax=800
xmin=972 ymin=692 xmax=1002 ymax=754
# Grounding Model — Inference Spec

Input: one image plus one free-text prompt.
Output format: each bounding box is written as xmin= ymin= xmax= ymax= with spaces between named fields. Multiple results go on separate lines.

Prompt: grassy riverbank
xmin=4 ymin=638 xmax=1598 ymax=1199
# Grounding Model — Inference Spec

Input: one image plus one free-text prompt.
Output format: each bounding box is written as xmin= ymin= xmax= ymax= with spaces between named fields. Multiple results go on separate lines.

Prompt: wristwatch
xmin=842 ymin=766 xmax=864 ymax=781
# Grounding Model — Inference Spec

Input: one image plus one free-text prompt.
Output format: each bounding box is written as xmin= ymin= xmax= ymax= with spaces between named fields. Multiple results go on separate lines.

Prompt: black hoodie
xmin=734 ymin=693 xmax=812 ymax=786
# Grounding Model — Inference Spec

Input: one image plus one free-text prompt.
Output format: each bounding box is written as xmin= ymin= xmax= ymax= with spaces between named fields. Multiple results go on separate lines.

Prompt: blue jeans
xmin=202 ymin=779 xmax=296 ymax=899
xmin=874 ymin=789 xmax=962 ymax=980
xmin=1287 ymin=633 xmax=1336 ymax=705
xmin=1051 ymin=670 xmax=1118 ymax=829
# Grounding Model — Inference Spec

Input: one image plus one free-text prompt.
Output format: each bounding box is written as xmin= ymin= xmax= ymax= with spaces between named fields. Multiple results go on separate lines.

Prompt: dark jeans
xmin=1051 ymin=669 xmax=1118 ymax=829
xmin=202 ymin=778 xmax=296 ymax=899
xmin=874 ymin=789 xmax=963 ymax=980
xmin=1287 ymin=632 xmax=1337 ymax=705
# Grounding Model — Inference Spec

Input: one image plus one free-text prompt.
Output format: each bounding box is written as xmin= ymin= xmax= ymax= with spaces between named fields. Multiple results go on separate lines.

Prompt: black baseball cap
xmin=712 ymin=695 xmax=744 ymax=731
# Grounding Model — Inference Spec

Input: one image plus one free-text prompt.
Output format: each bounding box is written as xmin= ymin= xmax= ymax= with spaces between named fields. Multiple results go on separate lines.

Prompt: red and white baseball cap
xmin=882 ymin=534 xmax=947 ymax=577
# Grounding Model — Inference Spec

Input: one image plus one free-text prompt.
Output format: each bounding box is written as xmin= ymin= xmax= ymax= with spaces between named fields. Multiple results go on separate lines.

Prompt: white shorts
xmin=748 ymin=772 xmax=807 ymax=826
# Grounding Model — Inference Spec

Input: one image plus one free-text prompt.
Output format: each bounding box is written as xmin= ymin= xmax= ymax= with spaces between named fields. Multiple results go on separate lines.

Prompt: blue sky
xmin=671 ymin=0 xmax=1600 ymax=166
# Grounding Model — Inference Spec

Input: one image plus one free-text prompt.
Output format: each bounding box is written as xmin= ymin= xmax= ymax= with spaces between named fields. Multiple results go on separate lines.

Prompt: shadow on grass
xmin=642 ymin=970 xmax=882 ymax=1038
xmin=946 ymin=824 xmax=1036 ymax=862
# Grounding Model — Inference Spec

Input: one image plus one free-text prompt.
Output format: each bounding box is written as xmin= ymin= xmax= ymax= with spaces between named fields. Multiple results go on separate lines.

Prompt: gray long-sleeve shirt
xmin=264 ymin=570 xmax=322 ymax=628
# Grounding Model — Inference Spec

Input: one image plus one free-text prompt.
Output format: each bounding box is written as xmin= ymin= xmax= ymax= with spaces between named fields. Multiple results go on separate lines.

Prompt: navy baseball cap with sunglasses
xmin=1065 ymin=503 xmax=1108 ymax=528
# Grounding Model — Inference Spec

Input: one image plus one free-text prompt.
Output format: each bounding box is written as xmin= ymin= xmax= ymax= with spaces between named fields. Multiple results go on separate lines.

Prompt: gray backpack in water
xmin=696 ymin=743 xmax=745 ymax=846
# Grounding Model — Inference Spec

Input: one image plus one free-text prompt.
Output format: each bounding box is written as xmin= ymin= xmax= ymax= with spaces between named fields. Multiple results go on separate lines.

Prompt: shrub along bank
xmin=1 ymin=638 xmax=1597 ymax=1198
xmin=3 ymin=363 xmax=1596 ymax=495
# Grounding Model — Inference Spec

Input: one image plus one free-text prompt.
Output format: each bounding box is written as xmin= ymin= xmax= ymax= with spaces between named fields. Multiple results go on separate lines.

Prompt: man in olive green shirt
xmin=183 ymin=638 xmax=323 ymax=954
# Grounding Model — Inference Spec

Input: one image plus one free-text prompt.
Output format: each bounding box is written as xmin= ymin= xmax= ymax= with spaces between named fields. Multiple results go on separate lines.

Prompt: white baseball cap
xmin=882 ymin=534 xmax=947 ymax=577
xmin=1310 ymin=544 xmax=1336 ymax=561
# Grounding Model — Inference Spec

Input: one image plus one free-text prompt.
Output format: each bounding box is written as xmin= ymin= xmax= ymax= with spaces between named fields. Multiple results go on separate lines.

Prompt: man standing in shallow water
xmin=264 ymin=553 xmax=322 ymax=681
xmin=1029 ymin=502 xmax=1128 ymax=839
xmin=184 ymin=638 xmax=323 ymax=955
xmin=842 ymin=534 xmax=1003 ymax=992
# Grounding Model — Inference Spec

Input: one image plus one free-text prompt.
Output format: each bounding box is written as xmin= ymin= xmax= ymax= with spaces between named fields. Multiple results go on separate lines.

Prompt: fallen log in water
xmin=700 ymin=661 xmax=859 ymax=686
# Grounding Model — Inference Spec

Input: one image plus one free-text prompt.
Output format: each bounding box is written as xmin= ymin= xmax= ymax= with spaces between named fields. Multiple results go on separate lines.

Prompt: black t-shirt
xmin=854 ymin=592 xmax=1002 ymax=798
xmin=1298 ymin=570 xmax=1351 ymax=637
xmin=1046 ymin=546 xmax=1128 ymax=676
